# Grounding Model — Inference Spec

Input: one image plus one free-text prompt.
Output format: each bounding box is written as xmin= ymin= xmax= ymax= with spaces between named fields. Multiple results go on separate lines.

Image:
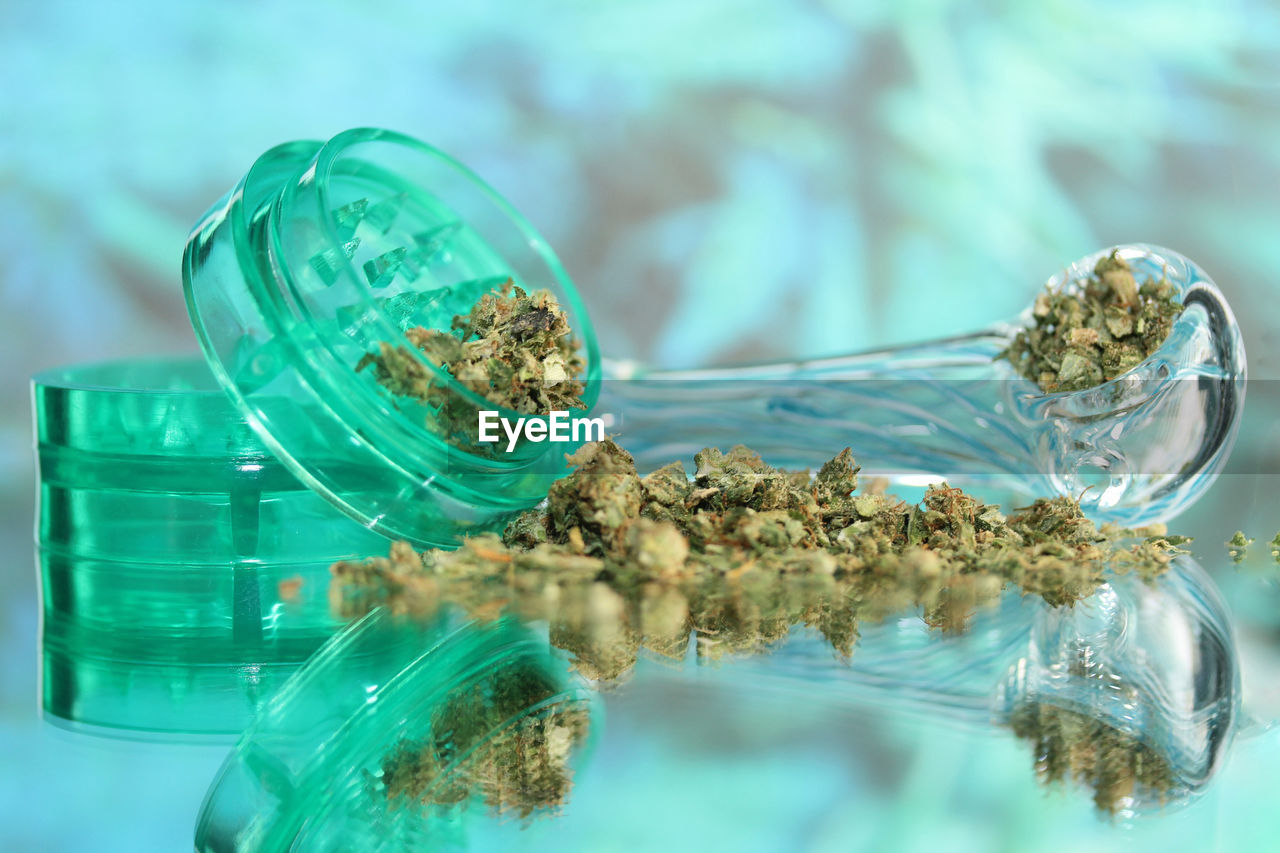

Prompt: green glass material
xmin=183 ymin=129 xmax=602 ymax=548
xmin=41 ymin=618 xmax=317 ymax=742
xmin=34 ymin=358 xmax=388 ymax=737
xmin=195 ymin=609 xmax=598 ymax=852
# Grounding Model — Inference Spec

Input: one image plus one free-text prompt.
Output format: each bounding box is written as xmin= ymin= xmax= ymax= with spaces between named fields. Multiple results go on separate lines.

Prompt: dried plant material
xmin=1009 ymin=702 xmax=1176 ymax=816
xmin=330 ymin=540 xmax=437 ymax=621
xmin=1227 ymin=530 xmax=1254 ymax=564
xmin=335 ymin=441 xmax=1193 ymax=814
xmin=382 ymin=660 xmax=591 ymax=819
xmin=332 ymin=441 xmax=1190 ymax=677
xmin=1001 ymin=251 xmax=1183 ymax=393
xmin=277 ymin=575 xmax=304 ymax=604
xmin=356 ymin=279 xmax=586 ymax=445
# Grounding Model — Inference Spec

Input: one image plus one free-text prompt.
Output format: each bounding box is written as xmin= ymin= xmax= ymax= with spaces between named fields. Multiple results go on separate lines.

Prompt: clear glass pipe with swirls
xmin=602 ymin=244 xmax=1246 ymax=528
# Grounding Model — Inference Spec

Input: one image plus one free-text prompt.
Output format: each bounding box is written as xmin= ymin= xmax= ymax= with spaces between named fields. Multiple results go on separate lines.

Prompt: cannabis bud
xmin=1226 ymin=530 xmax=1254 ymax=564
xmin=1001 ymin=250 xmax=1182 ymax=393
xmin=356 ymin=279 xmax=586 ymax=448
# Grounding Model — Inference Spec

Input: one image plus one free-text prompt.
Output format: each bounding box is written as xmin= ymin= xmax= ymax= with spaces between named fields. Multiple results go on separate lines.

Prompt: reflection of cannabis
xmin=382 ymin=660 xmax=591 ymax=819
xmin=1009 ymin=644 xmax=1179 ymax=818
xmin=332 ymin=441 xmax=1190 ymax=677
xmin=1226 ymin=530 xmax=1254 ymax=564
xmin=356 ymin=279 xmax=586 ymax=444
xmin=1001 ymin=250 xmax=1182 ymax=393
xmin=1010 ymin=703 xmax=1176 ymax=816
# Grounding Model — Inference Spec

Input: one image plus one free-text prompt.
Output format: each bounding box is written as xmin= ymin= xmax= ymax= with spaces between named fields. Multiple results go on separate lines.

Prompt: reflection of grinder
xmin=194 ymin=610 xmax=598 ymax=851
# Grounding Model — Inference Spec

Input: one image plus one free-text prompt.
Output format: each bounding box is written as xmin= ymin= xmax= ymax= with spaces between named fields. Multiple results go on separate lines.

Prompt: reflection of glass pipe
xmin=194 ymin=610 xmax=598 ymax=852
xmin=333 ymin=554 xmax=1237 ymax=816
xmin=718 ymin=559 xmax=1237 ymax=815
xmin=603 ymin=245 xmax=1245 ymax=528
xmin=994 ymin=559 xmax=1237 ymax=815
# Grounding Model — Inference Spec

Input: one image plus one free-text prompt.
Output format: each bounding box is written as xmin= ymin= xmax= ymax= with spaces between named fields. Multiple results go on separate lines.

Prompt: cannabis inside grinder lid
xmin=183 ymin=129 xmax=601 ymax=547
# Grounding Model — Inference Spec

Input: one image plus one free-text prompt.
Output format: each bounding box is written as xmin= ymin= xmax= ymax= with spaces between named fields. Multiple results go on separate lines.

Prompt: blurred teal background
xmin=4 ymin=1 xmax=1280 ymax=850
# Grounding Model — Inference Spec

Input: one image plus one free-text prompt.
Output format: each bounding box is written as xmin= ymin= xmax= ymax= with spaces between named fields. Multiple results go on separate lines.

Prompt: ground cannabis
xmin=332 ymin=441 xmax=1189 ymax=672
xmin=356 ymin=279 xmax=586 ymax=445
xmin=332 ymin=440 xmax=1193 ymax=816
xmin=1001 ymin=250 xmax=1183 ymax=393
xmin=1227 ymin=530 xmax=1254 ymax=564
xmin=381 ymin=659 xmax=591 ymax=819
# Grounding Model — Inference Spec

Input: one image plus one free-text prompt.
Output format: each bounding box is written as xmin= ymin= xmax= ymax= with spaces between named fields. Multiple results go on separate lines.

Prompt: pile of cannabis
xmin=333 ymin=440 xmax=1192 ymax=816
xmin=357 ymin=278 xmax=586 ymax=442
xmin=382 ymin=658 xmax=590 ymax=819
xmin=332 ymin=441 xmax=1189 ymax=672
xmin=1001 ymin=250 xmax=1183 ymax=393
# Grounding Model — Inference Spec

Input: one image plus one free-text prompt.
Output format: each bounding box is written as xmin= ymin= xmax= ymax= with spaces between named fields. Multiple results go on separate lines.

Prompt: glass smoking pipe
xmin=601 ymin=244 xmax=1246 ymax=529
xmin=194 ymin=608 xmax=599 ymax=852
xmin=185 ymin=129 xmax=1244 ymax=547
